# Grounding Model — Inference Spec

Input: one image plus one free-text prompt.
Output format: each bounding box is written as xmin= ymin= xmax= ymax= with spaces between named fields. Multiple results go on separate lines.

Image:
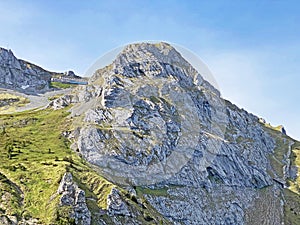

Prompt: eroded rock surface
xmin=57 ymin=172 xmax=91 ymax=225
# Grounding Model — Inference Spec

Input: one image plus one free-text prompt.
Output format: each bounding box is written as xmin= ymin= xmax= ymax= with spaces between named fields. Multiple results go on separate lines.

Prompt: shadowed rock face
xmin=63 ymin=42 xmax=295 ymax=224
xmin=0 ymin=48 xmax=51 ymax=93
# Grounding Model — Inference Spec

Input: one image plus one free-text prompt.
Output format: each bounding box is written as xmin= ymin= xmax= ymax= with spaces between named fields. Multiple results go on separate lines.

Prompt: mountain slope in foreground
xmin=0 ymin=42 xmax=299 ymax=225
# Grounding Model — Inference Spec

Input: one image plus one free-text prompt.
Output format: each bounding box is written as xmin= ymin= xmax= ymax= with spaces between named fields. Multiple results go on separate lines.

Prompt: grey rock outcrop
xmin=57 ymin=172 xmax=91 ymax=225
xmin=107 ymin=188 xmax=131 ymax=216
xmin=0 ymin=47 xmax=51 ymax=93
xmin=66 ymin=42 xmax=296 ymax=224
xmin=48 ymin=94 xmax=76 ymax=110
xmin=47 ymin=85 xmax=102 ymax=110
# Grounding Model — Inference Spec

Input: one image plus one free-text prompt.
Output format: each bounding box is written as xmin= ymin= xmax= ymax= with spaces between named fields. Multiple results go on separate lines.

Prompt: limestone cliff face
xmin=56 ymin=42 xmax=298 ymax=224
xmin=0 ymin=47 xmax=52 ymax=93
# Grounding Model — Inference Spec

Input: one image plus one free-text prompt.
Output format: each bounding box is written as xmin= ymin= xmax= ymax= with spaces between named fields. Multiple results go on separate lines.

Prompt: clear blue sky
xmin=0 ymin=0 xmax=299 ymax=140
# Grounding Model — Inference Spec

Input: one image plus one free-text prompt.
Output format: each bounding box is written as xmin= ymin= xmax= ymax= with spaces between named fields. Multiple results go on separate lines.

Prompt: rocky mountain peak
xmin=90 ymin=42 xmax=219 ymax=99
xmin=0 ymin=47 xmax=20 ymax=68
xmin=0 ymin=47 xmax=14 ymax=57
xmin=60 ymin=41 xmax=300 ymax=224
xmin=72 ymin=42 xmax=229 ymax=186
xmin=113 ymin=42 xmax=207 ymax=85
xmin=115 ymin=42 xmax=190 ymax=67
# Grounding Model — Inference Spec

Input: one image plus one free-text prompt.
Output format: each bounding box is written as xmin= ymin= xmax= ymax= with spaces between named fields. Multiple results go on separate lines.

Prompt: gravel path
xmin=0 ymin=88 xmax=72 ymax=113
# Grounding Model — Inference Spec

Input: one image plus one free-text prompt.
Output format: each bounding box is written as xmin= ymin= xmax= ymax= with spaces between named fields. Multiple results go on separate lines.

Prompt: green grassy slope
xmin=0 ymin=93 xmax=30 ymax=113
xmin=0 ymin=108 xmax=115 ymax=224
xmin=50 ymin=82 xmax=75 ymax=89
